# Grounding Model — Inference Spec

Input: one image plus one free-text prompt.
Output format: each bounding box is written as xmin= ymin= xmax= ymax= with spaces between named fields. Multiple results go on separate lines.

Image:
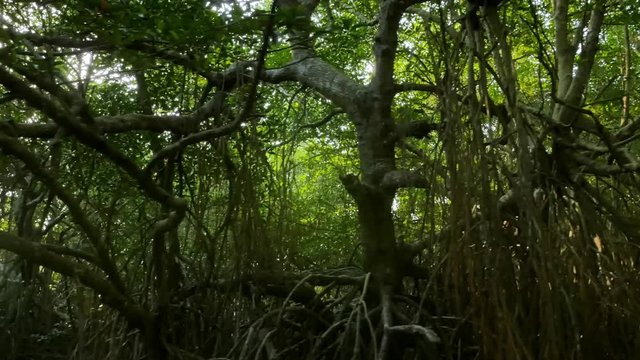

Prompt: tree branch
xmin=553 ymin=1 xmax=606 ymax=125
xmin=0 ymin=231 xmax=150 ymax=331
xmin=264 ymin=57 xmax=364 ymax=113
xmin=553 ymin=0 xmax=574 ymax=96
xmin=396 ymin=120 xmax=440 ymax=139
xmin=381 ymin=170 xmax=428 ymax=190
xmin=393 ymin=82 xmax=440 ymax=94
xmin=0 ymin=132 xmax=125 ymax=290
xmin=0 ymin=65 xmax=186 ymax=211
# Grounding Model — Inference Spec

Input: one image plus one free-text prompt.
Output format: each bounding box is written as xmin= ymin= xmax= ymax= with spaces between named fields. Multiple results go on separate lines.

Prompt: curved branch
xmin=553 ymin=2 xmax=606 ymax=125
xmin=1 ymin=25 xmax=255 ymax=88
xmin=381 ymin=170 xmax=428 ymax=190
xmin=41 ymin=243 xmax=96 ymax=263
xmin=263 ymin=57 xmax=363 ymax=113
xmin=0 ymin=65 xmax=186 ymax=210
xmin=0 ymin=231 xmax=150 ymax=331
xmin=143 ymin=117 xmax=242 ymax=173
xmin=396 ymin=120 xmax=440 ymax=139
xmin=0 ymin=132 xmax=125 ymax=291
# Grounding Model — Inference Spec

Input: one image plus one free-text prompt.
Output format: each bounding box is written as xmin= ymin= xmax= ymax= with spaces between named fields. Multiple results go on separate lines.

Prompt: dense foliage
xmin=1 ymin=0 xmax=640 ymax=359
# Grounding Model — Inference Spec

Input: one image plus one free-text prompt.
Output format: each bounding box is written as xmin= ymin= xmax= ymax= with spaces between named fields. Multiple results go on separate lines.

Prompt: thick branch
xmin=371 ymin=0 xmax=406 ymax=96
xmin=0 ymin=65 xmax=186 ymax=210
xmin=41 ymin=243 xmax=96 ymax=263
xmin=0 ymin=231 xmax=150 ymax=331
xmin=1 ymin=25 xmax=254 ymax=88
xmin=259 ymin=1 xmax=365 ymax=113
xmin=387 ymin=324 xmax=440 ymax=343
xmin=553 ymin=0 xmax=574 ymax=96
xmin=264 ymin=58 xmax=363 ymax=113
xmin=0 ymin=132 xmax=125 ymax=290
xmin=339 ymin=174 xmax=370 ymax=202
xmin=1 ymin=114 xmax=196 ymax=139
xmin=396 ymin=120 xmax=440 ymax=139
xmin=553 ymin=2 xmax=605 ymax=125
xmin=380 ymin=170 xmax=428 ymax=190
xmin=371 ymin=0 xmax=428 ymax=95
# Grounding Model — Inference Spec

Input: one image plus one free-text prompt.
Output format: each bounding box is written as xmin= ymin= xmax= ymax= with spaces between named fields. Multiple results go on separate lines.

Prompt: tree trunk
xmin=342 ymin=105 xmax=401 ymax=289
